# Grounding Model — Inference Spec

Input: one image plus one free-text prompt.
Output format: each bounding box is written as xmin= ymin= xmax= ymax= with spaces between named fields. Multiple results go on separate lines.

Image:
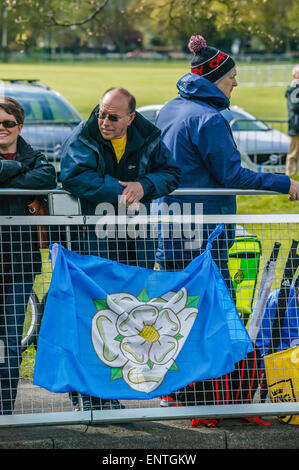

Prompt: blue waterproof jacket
xmin=155 ymin=73 xmax=291 ymax=214
xmin=154 ymin=74 xmax=291 ymax=267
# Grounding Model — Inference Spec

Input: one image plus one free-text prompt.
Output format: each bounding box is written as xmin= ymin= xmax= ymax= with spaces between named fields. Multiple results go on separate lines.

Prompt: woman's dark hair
xmin=0 ymin=96 xmax=25 ymax=124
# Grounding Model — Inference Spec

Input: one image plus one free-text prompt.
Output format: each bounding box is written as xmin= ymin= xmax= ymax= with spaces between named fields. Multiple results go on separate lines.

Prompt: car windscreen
xmin=6 ymin=90 xmax=81 ymax=124
xmin=139 ymin=109 xmax=158 ymax=124
xmin=229 ymin=111 xmax=270 ymax=132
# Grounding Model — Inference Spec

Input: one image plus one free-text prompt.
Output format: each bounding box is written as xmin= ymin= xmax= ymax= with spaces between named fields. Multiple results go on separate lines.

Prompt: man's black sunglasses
xmin=95 ymin=110 xmax=130 ymax=122
xmin=0 ymin=120 xmax=20 ymax=128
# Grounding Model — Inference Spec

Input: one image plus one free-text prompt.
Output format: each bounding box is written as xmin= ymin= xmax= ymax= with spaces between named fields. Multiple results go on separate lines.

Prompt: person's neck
xmin=0 ymin=144 xmax=17 ymax=154
xmin=111 ymin=132 xmax=127 ymax=142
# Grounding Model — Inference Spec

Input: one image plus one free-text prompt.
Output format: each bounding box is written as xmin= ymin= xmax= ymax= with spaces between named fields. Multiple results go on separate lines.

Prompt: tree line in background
xmin=1 ymin=0 xmax=298 ymax=56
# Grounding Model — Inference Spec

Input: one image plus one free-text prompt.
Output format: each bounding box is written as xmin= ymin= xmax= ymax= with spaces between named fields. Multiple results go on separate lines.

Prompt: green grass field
xmin=1 ymin=60 xmax=291 ymax=119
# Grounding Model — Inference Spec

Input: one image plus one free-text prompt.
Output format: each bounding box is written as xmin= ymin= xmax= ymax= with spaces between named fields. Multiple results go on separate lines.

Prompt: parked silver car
xmin=1 ymin=79 xmax=83 ymax=180
xmin=137 ymin=104 xmax=290 ymax=174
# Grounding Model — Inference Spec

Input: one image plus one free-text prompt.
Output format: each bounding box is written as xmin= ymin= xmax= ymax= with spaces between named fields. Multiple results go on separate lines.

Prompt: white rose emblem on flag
xmin=91 ymin=287 xmax=200 ymax=393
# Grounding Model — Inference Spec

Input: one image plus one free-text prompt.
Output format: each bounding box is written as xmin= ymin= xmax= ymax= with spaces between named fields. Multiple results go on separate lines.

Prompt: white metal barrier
xmin=237 ymin=64 xmax=293 ymax=87
xmin=0 ymin=188 xmax=298 ymax=427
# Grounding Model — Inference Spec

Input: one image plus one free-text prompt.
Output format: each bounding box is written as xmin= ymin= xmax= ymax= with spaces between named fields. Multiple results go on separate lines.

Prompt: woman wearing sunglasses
xmin=0 ymin=96 xmax=56 ymax=415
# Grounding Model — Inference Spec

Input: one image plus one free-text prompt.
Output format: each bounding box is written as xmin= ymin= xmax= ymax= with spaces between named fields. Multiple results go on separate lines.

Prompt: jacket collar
xmin=177 ymin=73 xmax=230 ymax=110
xmin=16 ymin=135 xmax=35 ymax=158
xmin=80 ymin=105 xmax=161 ymax=153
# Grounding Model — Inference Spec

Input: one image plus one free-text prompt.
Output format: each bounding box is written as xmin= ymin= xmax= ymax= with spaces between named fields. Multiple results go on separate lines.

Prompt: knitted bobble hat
xmin=188 ymin=34 xmax=235 ymax=84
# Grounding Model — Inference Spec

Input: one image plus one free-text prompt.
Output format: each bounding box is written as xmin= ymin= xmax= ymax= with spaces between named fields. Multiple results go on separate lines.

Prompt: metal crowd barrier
xmin=237 ymin=64 xmax=293 ymax=87
xmin=0 ymin=188 xmax=299 ymax=427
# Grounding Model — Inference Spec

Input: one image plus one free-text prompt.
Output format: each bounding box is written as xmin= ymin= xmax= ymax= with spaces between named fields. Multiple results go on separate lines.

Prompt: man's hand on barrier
xmin=119 ymin=181 xmax=144 ymax=207
xmin=288 ymin=179 xmax=299 ymax=201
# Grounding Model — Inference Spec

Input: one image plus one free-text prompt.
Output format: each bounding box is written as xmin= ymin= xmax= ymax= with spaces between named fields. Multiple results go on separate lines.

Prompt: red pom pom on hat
xmin=188 ymin=33 xmax=235 ymax=84
xmin=188 ymin=35 xmax=207 ymax=54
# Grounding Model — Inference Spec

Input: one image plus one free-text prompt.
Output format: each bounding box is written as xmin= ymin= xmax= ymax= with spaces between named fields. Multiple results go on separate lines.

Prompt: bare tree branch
xmin=49 ymin=0 xmax=110 ymax=27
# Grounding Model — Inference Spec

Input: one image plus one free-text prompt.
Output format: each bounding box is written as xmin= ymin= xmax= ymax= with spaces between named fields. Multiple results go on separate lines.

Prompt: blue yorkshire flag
xmin=33 ymin=225 xmax=253 ymax=400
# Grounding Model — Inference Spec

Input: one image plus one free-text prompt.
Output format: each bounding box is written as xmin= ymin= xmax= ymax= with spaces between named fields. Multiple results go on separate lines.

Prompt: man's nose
xmin=102 ymin=116 xmax=111 ymax=124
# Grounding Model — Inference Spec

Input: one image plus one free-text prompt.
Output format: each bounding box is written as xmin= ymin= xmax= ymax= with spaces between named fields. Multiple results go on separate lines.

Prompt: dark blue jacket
xmin=155 ymin=73 xmax=290 ymax=214
xmin=60 ymin=107 xmax=181 ymax=215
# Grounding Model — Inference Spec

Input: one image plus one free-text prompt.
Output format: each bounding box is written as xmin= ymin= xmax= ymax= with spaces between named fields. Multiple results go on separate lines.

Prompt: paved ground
xmin=0 ymin=379 xmax=298 ymax=451
xmin=0 ymin=415 xmax=299 ymax=450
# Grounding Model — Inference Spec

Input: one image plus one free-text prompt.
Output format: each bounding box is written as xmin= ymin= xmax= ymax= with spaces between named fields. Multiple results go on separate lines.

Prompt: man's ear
xmin=128 ymin=112 xmax=136 ymax=126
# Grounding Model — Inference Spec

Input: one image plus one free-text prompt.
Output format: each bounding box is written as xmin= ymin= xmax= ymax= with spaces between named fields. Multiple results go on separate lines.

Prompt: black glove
xmin=0 ymin=159 xmax=26 ymax=182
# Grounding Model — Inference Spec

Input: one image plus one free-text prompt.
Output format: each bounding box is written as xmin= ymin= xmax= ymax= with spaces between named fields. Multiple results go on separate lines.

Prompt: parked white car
xmin=137 ymin=104 xmax=290 ymax=174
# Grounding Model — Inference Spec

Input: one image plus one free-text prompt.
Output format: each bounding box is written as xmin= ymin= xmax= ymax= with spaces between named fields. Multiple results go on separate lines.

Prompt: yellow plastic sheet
xmin=264 ymin=346 xmax=299 ymax=425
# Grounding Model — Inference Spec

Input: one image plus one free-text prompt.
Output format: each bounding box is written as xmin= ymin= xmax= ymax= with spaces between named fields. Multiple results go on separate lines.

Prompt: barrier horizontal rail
xmin=0 ymin=190 xmax=298 ymax=427
xmin=0 ymin=189 xmax=281 ymax=219
xmin=1 ymin=214 xmax=299 ymax=226
xmin=0 ymin=403 xmax=298 ymax=428
xmin=0 ymin=188 xmax=281 ymax=195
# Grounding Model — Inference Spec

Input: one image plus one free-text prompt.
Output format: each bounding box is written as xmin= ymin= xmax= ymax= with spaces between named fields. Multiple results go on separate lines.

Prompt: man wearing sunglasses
xmin=61 ymin=87 xmax=180 ymax=214
xmin=60 ymin=87 xmax=180 ymax=411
